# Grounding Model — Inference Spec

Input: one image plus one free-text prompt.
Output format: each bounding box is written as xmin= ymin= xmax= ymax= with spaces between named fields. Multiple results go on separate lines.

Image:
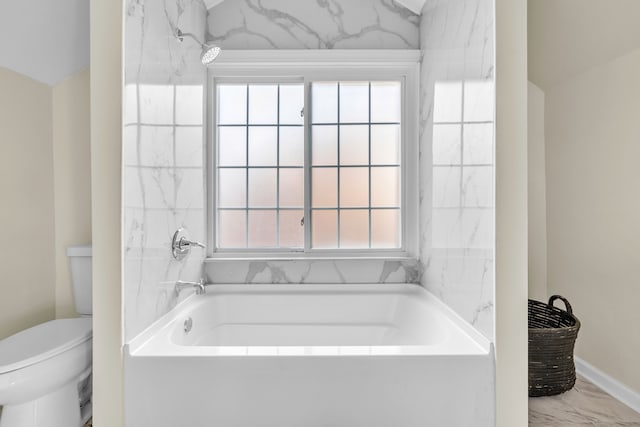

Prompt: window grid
xmin=309 ymin=81 xmax=402 ymax=250
xmin=216 ymin=83 xmax=305 ymax=249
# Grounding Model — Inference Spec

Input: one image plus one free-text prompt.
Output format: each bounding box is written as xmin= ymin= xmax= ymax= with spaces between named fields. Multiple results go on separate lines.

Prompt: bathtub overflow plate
xmin=184 ymin=317 xmax=193 ymax=333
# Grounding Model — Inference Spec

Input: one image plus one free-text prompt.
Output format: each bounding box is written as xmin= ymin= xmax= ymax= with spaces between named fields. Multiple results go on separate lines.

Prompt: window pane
xmin=248 ymin=168 xmax=277 ymax=207
xmin=279 ymin=85 xmax=304 ymax=125
xmin=433 ymin=81 xmax=462 ymax=123
xmin=279 ymin=169 xmax=304 ymax=208
xmin=249 ymin=85 xmax=278 ymax=124
xmin=248 ymin=210 xmax=277 ymax=247
xmin=371 ymin=125 xmax=400 ymax=165
xmin=371 ymin=167 xmax=400 ymax=207
xmin=312 ymin=168 xmax=337 ymax=208
xmin=279 ymin=210 xmax=304 ymax=248
xmin=371 ymin=81 xmax=401 ymax=123
xmin=218 ymin=169 xmax=246 ymax=208
xmin=312 ymin=125 xmax=337 ymax=165
xmin=340 ymin=167 xmax=369 ymax=208
xmin=218 ymin=210 xmax=246 ymax=248
xmin=280 ymin=126 xmax=304 ymax=166
xmin=339 ymin=82 xmax=369 ymax=123
xmin=312 ymin=82 xmax=337 ymax=124
xmin=340 ymin=125 xmax=368 ymax=165
xmin=218 ymin=85 xmax=247 ymax=124
xmin=218 ymin=127 xmax=246 ymax=166
xmin=340 ymin=210 xmax=369 ymax=249
xmin=312 ymin=210 xmax=337 ymax=248
xmin=248 ymin=126 xmax=277 ymax=166
xmin=433 ymin=124 xmax=461 ymax=165
xmin=371 ymin=209 xmax=400 ymax=248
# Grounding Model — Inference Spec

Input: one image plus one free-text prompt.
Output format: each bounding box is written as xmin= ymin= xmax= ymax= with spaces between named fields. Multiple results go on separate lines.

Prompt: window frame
xmin=206 ymin=50 xmax=420 ymax=259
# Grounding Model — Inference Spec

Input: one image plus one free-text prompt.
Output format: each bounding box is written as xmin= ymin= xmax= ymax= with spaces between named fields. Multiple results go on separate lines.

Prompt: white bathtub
xmin=125 ymin=284 xmax=494 ymax=426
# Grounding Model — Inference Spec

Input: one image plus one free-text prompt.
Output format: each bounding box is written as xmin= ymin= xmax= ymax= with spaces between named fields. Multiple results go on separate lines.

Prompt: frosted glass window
xmin=433 ymin=81 xmax=462 ymax=123
xmin=218 ymin=169 xmax=246 ymax=208
xmin=340 ymin=125 xmax=368 ymax=165
xmin=249 ymin=85 xmax=278 ymax=124
xmin=216 ymin=77 xmax=406 ymax=252
xmin=371 ymin=125 xmax=400 ymax=165
xmin=340 ymin=210 xmax=369 ymax=249
xmin=371 ymin=82 xmax=401 ymax=123
xmin=371 ymin=167 xmax=400 ymax=207
xmin=279 ymin=210 xmax=304 ymax=247
xmin=312 ymin=126 xmax=338 ymax=165
xmin=218 ymin=127 xmax=246 ymax=166
xmin=371 ymin=210 xmax=401 ymax=248
xmin=312 ymin=168 xmax=337 ymax=208
xmin=218 ymin=211 xmax=246 ymax=248
xmin=279 ymin=169 xmax=304 ymax=208
xmin=339 ymin=82 xmax=369 ymax=123
xmin=279 ymin=127 xmax=304 ymax=166
xmin=248 ymin=127 xmax=277 ymax=166
xmin=248 ymin=211 xmax=277 ymax=247
xmin=312 ymin=83 xmax=338 ymax=124
xmin=218 ymin=85 xmax=247 ymax=124
xmin=279 ymin=85 xmax=304 ymax=125
xmin=248 ymin=169 xmax=277 ymax=208
xmin=312 ymin=210 xmax=338 ymax=249
xmin=340 ymin=168 xmax=369 ymax=208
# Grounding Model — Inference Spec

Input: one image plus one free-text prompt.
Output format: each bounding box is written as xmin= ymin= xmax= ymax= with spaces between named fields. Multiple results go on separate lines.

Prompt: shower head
xmin=175 ymin=28 xmax=221 ymax=65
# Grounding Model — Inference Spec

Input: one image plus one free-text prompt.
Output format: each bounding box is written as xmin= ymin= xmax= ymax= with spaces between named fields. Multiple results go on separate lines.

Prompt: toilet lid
xmin=0 ymin=318 xmax=92 ymax=374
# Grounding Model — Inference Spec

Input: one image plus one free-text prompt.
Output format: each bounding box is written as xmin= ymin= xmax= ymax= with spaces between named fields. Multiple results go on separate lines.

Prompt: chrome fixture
xmin=175 ymin=28 xmax=221 ymax=65
xmin=183 ymin=317 xmax=193 ymax=333
xmin=175 ymin=278 xmax=206 ymax=295
xmin=172 ymin=228 xmax=206 ymax=260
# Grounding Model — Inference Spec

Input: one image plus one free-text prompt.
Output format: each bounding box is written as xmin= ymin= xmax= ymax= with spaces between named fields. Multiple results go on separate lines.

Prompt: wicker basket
xmin=528 ymin=295 xmax=581 ymax=397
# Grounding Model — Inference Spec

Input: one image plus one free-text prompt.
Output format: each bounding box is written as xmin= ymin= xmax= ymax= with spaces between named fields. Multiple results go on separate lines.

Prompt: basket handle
xmin=548 ymin=295 xmax=573 ymax=315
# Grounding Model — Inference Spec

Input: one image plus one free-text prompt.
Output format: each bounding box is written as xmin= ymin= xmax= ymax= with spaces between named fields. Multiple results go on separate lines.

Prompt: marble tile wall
xmin=124 ymin=0 xmax=208 ymax=342
xmin=418 ymin=0 xmax=495 ymax=339
xmin=202 ymin=1 xmax=421 ymax=284
xmin=206 ymin=0 xmax=420 ymax=49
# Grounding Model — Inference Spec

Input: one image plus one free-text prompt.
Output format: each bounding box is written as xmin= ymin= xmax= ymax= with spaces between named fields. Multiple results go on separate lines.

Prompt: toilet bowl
xmin=0 ymin=319 xmax=92 ymax=427
xmin=0 ymin=244 xmax=93 ymax=427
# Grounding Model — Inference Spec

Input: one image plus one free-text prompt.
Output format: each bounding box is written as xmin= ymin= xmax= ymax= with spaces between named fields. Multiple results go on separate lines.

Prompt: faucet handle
xmin=171 ymin=228 xmax=205 ymax=260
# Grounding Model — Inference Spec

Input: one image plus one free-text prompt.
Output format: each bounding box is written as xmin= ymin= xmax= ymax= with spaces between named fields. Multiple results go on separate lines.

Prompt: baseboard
xmin=575 ymin=356 xmax=640 ymax=414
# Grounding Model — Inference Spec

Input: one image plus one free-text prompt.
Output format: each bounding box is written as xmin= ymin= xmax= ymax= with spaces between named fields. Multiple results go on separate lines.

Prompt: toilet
xmin=0 ymin=245 xmax=93 ymax=427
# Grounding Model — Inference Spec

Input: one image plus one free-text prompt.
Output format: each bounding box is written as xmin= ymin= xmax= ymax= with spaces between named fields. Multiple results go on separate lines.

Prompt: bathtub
xmin=125 ymin=284 xmax=494 ymax=426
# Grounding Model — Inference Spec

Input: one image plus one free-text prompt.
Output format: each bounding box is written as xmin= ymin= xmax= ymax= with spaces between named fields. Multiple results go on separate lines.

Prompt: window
xmin=208 ymin=51 xmax=419 ymax=256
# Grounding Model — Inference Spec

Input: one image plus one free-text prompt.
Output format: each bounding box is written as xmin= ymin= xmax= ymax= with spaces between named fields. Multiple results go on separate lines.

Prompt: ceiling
xmin=0 ymin=0 xmax=89 ymax=86
xmin=529 ymin=0 xmax=640 ymax=89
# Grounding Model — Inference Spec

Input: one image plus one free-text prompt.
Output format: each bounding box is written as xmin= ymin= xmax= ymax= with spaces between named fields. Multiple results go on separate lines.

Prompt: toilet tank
xmin=67 ymin=245 xmax=93 ymax=316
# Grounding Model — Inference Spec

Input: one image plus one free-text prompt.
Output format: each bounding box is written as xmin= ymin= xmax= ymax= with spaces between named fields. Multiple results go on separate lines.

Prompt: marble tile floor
xmin=529 ymin=376 xmax=640 ymax=426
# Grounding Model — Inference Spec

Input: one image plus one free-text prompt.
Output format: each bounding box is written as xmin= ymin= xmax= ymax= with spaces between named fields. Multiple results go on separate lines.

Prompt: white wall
xmin=495 ymin=0 xmax=528 ymax=424
xmin=91 ymin=0 xmax=124 ymax=424
xmin=53 ymin=68 xmax=92 ymax=318
xmin=527 ymin=81 xmax=547 ymax=302
xmin=0 ymin=67 xmax=56 ymax=340
xmin=545 ymin=48 xmax=640 ymax=394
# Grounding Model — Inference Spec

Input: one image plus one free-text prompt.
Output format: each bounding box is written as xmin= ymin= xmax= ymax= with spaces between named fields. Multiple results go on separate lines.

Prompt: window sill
xmin=204 ymin=253 xmax=417 ymax=263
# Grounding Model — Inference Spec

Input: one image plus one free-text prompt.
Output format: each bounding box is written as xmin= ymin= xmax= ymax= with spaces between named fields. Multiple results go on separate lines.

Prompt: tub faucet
xmin=175 ymin=278 xmax=206 ymax=295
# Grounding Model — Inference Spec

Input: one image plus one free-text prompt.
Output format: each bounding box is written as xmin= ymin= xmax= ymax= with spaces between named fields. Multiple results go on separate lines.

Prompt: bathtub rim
xmin=127 ymin=283 xmax=491 ymax=357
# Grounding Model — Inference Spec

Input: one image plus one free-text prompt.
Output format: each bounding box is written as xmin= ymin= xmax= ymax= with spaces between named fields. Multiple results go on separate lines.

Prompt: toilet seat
xmin=0 ymin=318 xmax=92 ymax=375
